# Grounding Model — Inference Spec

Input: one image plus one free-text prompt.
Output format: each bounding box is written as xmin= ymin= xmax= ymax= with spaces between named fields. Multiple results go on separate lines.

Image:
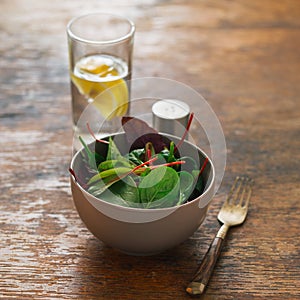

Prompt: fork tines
xmin=226 ymin=176 xmax=253 ymax=208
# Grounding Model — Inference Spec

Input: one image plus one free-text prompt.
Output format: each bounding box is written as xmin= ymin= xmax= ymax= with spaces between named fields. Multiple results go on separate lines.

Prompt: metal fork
xmin=186 ymin=176 xmax=253 ymax=295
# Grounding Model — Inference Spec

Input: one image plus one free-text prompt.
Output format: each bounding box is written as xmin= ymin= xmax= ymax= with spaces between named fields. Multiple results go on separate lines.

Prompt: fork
xmin=186 ymin=176 xmax=253 ymax=295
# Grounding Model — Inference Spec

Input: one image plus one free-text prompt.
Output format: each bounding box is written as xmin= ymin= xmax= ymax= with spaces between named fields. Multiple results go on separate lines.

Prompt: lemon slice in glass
xmin=71 ymin=55 xmax=129 ymax=120
xmin=93 ymin=79 xmax=128 ymax=120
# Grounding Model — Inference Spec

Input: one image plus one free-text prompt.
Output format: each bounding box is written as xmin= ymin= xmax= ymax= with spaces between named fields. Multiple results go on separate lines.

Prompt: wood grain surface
xmin=1 ymin=0 xmax=299 ymax=299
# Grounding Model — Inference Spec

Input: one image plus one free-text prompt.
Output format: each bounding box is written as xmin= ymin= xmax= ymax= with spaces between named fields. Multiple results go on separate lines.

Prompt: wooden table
xmin=1 ymin=1 xmax=299 ymax=299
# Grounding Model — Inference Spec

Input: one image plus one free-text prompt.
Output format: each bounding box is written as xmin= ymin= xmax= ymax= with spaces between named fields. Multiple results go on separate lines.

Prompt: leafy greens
xmin=70 ymin=115 xmax=208 ymax=209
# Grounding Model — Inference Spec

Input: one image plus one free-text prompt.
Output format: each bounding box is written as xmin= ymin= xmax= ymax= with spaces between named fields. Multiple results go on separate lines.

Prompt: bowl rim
xmin=70 ymin=132 xmax=215 ymax=213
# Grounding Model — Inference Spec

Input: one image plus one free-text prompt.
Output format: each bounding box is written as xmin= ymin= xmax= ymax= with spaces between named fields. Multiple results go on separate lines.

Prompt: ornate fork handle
xmin=186 ymin=176 xmax=252 ymax=296
xmin=186 ymin=224 xmax=229 ymax=295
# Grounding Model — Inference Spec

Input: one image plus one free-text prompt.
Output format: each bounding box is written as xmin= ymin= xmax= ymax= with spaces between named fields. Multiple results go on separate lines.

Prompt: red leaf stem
xmin=106 ymin=156 xmax=159 ymax=186
xmin=198 ymin=157 xmax=209 ymax=177
xmin=69 ymin=168 xmax=88 ymax=189
xmin=86 ymin=122 xmax=109 ymax=144
xmin=150 ymin=160 xmax=185 ymax=169
xmin=69 ymin=168 xmax=77 ymax=180
xmin=174 ymin=112 xmax=194 ymax=152
xmin=147 ymin=148 xmax=152 ymax=161
xmin=132 ymin=156 xmax=158 ymax=172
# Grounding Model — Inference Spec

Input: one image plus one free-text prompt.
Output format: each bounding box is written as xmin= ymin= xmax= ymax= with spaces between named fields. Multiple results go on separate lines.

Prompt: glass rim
xmin=67 ymin=12 xmax=135 ymax=45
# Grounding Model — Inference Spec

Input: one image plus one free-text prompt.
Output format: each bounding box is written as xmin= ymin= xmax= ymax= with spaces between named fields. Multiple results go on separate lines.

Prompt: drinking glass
xmin=67 ymin=13 xmax=135 ymax=141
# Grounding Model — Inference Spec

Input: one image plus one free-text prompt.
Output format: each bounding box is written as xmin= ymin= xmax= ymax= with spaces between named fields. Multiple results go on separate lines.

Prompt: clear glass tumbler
xmin=67 ymin=13 xmax=135 ymax=141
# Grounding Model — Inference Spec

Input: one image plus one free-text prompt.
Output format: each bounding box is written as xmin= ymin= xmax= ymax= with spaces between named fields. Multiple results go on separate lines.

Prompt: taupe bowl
xmin=70 ymin=133 xmax=215 ymax=255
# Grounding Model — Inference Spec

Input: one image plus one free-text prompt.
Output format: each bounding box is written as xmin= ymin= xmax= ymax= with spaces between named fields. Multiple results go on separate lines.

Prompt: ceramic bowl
xmin=70 ymin=133 xmax=215 ymax=255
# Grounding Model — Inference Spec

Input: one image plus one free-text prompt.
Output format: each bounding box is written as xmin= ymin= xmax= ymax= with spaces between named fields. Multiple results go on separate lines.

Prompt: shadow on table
xmin=71 ymin=231 xmax=213 ymax=299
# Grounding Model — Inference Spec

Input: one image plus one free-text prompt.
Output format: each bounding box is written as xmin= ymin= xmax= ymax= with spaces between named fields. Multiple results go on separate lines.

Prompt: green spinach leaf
xmin=106 ymin=137 xmax=123 ymax=160
xmin=88 ymin=167 xmax=132 ymax=185
xmin=125 ymin=148 xmax=145 ymax=166
xmin=138 ymin=166 xmax=180 ymax=208
xmin=177 ymin=171 xmax=195 ymax=205
xmin=108 ymin=175 xmax=140 ymax=205
xmin=98 ymin=159 xmax=133 ymax=172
